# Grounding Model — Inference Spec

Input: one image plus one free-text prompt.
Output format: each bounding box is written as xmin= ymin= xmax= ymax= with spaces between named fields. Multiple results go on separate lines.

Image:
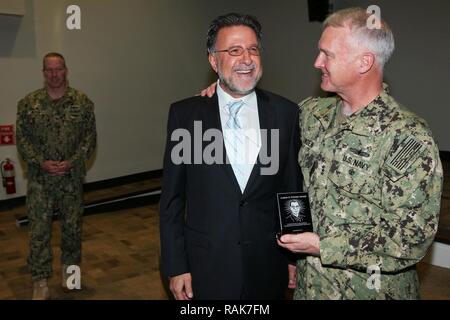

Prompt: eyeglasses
xmin=212 ymin=46 xmax=261 ymax=57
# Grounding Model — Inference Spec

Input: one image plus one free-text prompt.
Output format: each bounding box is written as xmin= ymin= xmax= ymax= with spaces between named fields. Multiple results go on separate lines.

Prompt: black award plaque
xmin=277 ymin=192 xmax=313 ymax=235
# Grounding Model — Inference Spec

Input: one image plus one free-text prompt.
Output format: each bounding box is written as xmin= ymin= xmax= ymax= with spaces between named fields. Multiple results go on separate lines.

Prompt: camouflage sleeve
xmin=15 ymin=98 xmax=45 ymax=167
xmin=377 ymin=132 xmax=443 ymax=271
xmin=68 ymin=97 xmax=97 ymax=169
xmin=320 ymin=130 xmax=443 ymax=273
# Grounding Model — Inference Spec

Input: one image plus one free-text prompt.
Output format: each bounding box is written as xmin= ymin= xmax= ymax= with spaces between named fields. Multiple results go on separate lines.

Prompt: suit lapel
xmin=242 ymin=89 xmax=275 ymax=198
xmin=206 ymin=93 xmax=244 ymax=195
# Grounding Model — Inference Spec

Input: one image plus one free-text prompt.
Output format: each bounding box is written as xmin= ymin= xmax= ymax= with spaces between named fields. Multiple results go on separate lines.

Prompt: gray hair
xmin=43 ymin=52 xmax=67 ymax=69
xmin=324 ymin=7 xmax=395 ymax=69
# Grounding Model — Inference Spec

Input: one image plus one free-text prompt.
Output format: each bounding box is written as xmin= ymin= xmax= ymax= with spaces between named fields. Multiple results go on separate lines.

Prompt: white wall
xmin=0 ymin=0 xmax=25 ymax=16
xmin=0 ymin=0 xmax=176 ymax=199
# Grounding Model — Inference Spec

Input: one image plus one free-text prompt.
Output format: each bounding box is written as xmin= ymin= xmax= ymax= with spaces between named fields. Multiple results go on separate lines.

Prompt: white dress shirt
xmin=217 ymin=81 xmax=262 ymax=192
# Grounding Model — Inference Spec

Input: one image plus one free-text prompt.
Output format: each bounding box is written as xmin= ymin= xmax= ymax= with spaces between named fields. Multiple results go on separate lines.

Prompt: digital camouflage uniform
xmin=296 ymin=85 xmax=443 ymax=300
xmin=16 ymin=87 xmax=96 ymax=281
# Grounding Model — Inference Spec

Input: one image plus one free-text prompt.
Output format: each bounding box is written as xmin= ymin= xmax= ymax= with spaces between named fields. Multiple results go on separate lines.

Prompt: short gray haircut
xmin=324 ymin=7 xmax=395 ymax=69
xmin=43 ymin=52 xmax=67 ymax=69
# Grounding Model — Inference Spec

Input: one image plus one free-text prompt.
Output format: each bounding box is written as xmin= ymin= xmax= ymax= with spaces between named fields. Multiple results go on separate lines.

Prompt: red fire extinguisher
xmin=1 ymin=158 xmax=16 ymax=194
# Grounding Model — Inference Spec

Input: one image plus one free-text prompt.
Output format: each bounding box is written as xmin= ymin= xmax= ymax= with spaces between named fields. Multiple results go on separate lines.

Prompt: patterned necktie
xmin=225 ymin=100 xmax=249 ymax=192
xmin=227 ymin=100 xmax=244 ymax=129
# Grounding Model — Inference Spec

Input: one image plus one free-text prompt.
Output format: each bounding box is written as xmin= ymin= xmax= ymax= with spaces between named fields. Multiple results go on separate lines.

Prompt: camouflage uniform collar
xmin=313 ymin=83 xmax=392 ymax=136
xmin=42 ymin=86 xmax=76 ymax=103
xmin=33 ymin=87 xmax=47 ymax=98
xmin=312 ymin=96 xmax=340 ymax=131
xmin=341 ymin=85 xmax=392 ymax=136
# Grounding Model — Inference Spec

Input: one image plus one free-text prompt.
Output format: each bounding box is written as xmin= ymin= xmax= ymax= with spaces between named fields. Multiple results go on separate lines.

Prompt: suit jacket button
xmin=240 ymin=201 xmax=248 ymax=207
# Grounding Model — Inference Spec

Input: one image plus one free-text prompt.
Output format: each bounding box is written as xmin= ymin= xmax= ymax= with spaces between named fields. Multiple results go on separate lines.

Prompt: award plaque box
xmin=276 ymin=192 xmax=313 ymax=235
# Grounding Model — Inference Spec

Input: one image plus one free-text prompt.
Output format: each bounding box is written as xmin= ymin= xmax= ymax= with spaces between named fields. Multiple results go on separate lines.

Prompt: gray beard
xmin=218 ymin=72 xmax=261 ymax=96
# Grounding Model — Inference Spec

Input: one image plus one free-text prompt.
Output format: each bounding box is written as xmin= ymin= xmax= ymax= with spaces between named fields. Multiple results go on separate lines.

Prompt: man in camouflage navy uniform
xmin=16 ymin=52 xmax=97 ymax=300
xmin=277 ymin=8 xmax=443 ymax=299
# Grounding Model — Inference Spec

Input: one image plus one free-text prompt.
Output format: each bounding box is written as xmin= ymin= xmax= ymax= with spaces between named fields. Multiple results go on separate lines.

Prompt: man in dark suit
xmin=159 ymin=13 xmax=301 ymax=300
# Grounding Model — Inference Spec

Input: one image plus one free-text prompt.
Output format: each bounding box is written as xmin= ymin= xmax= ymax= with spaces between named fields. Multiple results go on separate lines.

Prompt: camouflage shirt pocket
xmin=65 ymin=105 xmax=83 ymax=121
xmin=328 ymin=160 xmax=376 ymax=195
xmin=328 ymin=163 xmax=381 ymax=223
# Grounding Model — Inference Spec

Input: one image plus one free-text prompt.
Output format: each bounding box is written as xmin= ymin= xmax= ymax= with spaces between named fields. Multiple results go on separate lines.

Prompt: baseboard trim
xmin=15 ymin=187 xmax=162 ymax=227
xmin=0 ymin=169 xmax=163 ymax=212
xmin=0 ymin=196 xmax=25 ymax=211
xmin=83 ymin=170 xmax=163 ymax=192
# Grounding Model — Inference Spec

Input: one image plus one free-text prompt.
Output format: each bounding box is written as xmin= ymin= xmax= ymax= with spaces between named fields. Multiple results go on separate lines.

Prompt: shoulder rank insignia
xmin=386 ymin=136 xmax=425 ymax=174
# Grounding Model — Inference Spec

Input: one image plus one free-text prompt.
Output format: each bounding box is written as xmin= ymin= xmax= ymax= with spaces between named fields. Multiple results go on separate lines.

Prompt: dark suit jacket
xmin=159 ymin=88 xmax=301 ymax=299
